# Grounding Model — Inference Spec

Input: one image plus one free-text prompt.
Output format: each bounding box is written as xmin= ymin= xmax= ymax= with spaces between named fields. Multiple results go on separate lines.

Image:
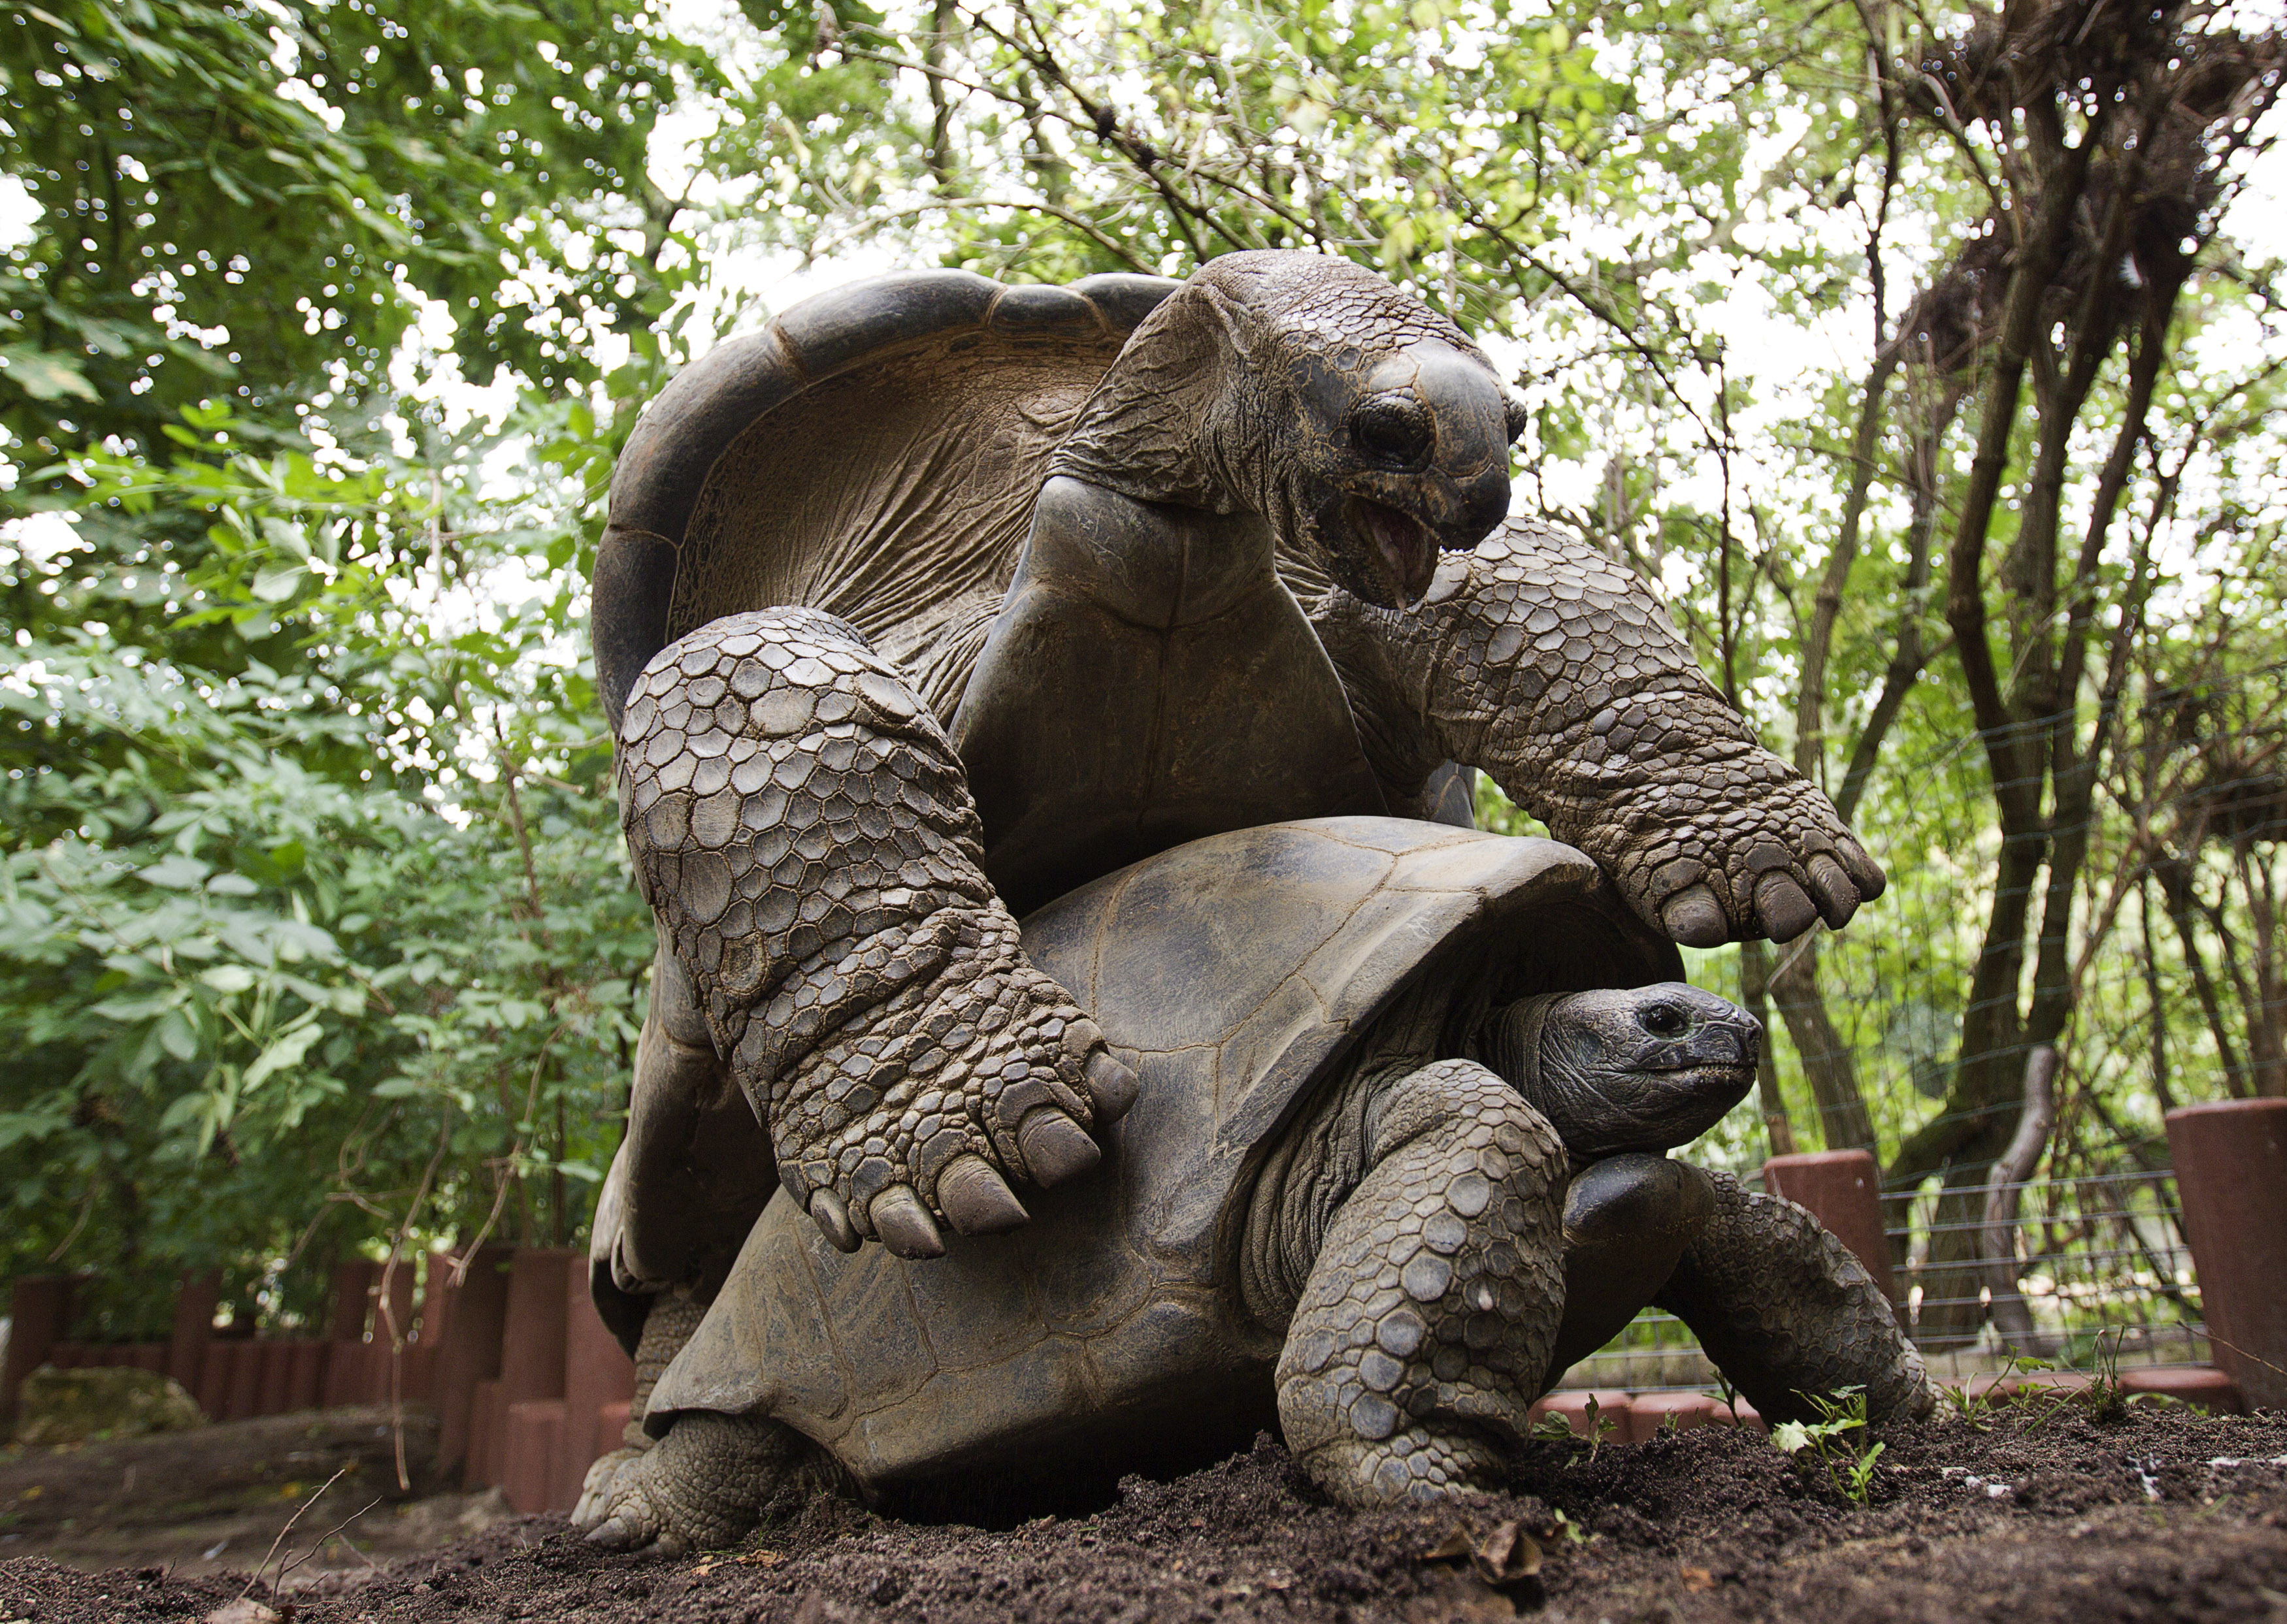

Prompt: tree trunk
xmin=1738 ymin=939 xmax=1800 ymax=1156
xmin=1768 ymin=932 xmax=1877 ymax=1152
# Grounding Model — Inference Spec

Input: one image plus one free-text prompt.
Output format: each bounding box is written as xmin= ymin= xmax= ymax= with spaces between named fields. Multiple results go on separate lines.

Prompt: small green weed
xmin=1770 ymin=1386 xmax=1884 ymax=1506
xmin=1941 ymin=1353 xmax=2052 ymax=1430
xmin=1529 ymin=1395 xmax=1619 ymax=1462
xmin=1529 ymin=1411 xmax=1577 ymax=1445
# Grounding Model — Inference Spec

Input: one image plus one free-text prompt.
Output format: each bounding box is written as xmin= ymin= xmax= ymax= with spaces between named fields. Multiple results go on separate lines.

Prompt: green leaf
xmin=157 ymin=1009 xmax=200 ymax=1062
xmin=199 ymin=964 xmax=258 ymax=994
xmin=0 ymin=346 xmax=101 ymax=401
xmin=139 ymin=856 xmax=212 ymax=889
xmin=243 ymin=1020 xmax=325 ymax=1091
xmin=251 ymin=566 xmax=304 ymax=604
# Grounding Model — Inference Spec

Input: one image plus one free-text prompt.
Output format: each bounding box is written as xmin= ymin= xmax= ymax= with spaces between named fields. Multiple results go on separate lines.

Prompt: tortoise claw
xmin=1839 ymin=836 xmax=1886 ymax=901
xmin=809 ymin=1189 xmax=861 ymax=1254
xmin=585 ymin=1516 xmax=643 ymax=1552
xmin=1083 ymin=1051 xmax=1140 ymax=1123
xmin=1753 ymin=873 xmax=1818 ymax=942
xmin=1658 ymin=883 xmax=1727 ymax=948
xmin=1803 ymin=853 xmax=1861 ymax=928
xmin=870 ymin=1186 xmax=946 ymax=1259
xmin=1019 ymin=1109 xmax=1102 ymax=1185
xmin=938 ymin=1154 xmax=1030 ymax=1235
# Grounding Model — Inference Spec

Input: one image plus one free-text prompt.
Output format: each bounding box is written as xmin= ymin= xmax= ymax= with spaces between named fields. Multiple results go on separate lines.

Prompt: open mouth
xmin=1354 ymin=498 xmax=1438 ymax=603
xmin=1639 ymin=1028 xmax=1758 ymax=1073
xmin=1634 ymin=1060 xmax=1755 ymax=1092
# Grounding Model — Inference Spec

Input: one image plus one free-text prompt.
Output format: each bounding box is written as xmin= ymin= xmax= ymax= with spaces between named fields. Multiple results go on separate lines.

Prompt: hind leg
xmin=619 ymin=608 xmax=1139 ymax=1257
xmin=572 ymin=1287 xmax=708 ymax=1526
xmin=1276 ymin=1061 xmax=1566 ymax=1506
xmin=580 ymin=1410 xmax=825 ymax=1555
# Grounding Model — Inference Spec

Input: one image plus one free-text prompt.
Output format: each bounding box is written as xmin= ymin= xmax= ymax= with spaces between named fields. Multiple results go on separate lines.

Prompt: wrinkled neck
xmin=1238 ymin=978 xmax=1451 ymax=1331
xmin=1485 ymin=994 xmax=1564 ymax=1096
xmin=1047 ymin=283 xmax=1281 ymax=521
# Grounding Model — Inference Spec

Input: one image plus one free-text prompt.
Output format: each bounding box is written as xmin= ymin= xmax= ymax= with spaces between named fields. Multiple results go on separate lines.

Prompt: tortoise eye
xmin=1638 ymin=1003 xmax=1688 ymax=1037
xmin=1350 ymin=391 xmax=1434 ymax=470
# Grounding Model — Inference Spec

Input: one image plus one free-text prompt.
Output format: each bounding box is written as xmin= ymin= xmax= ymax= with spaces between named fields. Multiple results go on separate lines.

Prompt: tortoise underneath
xmin=578 ymin=820 xmax=1929 ymax=1549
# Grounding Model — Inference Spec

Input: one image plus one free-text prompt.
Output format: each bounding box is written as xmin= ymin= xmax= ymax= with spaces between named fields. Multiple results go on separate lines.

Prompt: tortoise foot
xmin=573 ymin=1410 xmax=801 ymax=1555
xmin=572 ymin=1444 xmax=648 ymax=1528
xmin=1592 ymin=758 xmax=1886 ymax=947
xmin=1294 ymin=1429 xmax=1507 ymax=1507
xmin=617 ymin=608 xmax=1138 ymax=1256
xmin=779 ymin=920 xmax=1137 ymax=1256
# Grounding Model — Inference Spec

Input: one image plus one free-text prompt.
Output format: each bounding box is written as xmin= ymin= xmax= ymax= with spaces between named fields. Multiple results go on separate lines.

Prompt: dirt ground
xmin=0 ymin=1405 xmax=506 ymax=1589
xmin=1 ymin=1401 xmax=2280 ymax=1623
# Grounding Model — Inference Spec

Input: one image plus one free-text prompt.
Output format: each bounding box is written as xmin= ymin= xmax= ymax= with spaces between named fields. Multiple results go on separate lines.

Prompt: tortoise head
xmin=1490 ymin=983 xmax=1760 ymax=1160
xmin=1051 ymin=252 xmax=1523 ymax=608
xmin=1286 ymin=330 xmax=1523 ymax=608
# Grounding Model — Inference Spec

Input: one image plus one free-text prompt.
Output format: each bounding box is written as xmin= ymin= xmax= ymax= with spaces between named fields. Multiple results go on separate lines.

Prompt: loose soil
xmin=2 ymin=1403 xmax=2280 ymax=1623
xmin=0 ymin=1406 xmax=503 ymax=1588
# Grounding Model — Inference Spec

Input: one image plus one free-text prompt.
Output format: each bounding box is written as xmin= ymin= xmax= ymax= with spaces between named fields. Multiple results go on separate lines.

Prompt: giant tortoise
xmin=576 ymin=819 xmax=1928 ymax=1549
xmin=591 ymin=252 xmax=1890 ymax=1327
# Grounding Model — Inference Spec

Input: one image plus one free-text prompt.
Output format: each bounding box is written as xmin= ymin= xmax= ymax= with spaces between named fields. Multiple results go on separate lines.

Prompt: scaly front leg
xmin=618 ymin=608 xmax=1139 ymax=1256
xmin=1317 ymin=521 xmax=1884 ymax=945
xmin=1275 ymin=1060 xmax=1568 ymax=1506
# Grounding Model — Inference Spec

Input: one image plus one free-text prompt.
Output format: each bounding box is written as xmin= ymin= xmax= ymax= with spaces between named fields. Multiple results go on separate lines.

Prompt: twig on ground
xmin=237 ymin=1466 xmax=348 ymax=1604
xmin=272 ymin=1496 xmax=385 ymax=1597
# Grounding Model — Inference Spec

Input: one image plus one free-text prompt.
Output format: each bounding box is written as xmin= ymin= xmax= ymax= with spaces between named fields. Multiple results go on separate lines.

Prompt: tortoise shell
xmin=642 ymin=817 xmax=1680 ymax=1492
xmin=593 ymin=270 xmax=1181 ymax=732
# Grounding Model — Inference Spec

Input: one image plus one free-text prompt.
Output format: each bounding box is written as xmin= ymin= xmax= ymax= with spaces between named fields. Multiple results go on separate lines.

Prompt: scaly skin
xmin=572 ymin=1287 xmax=706 ymax=1527
xmin=1316 ymin=522 xmax=1887 ymax=946
xmin=582 ymin=1411 xmax=829 ymax=1555
xmin=1275 ymin=1060 xmax=1568 ymax=1506
xmin=593 ymin=947 xmax=772 ymax=1310
xmin=1654 ymin=1171 xmax=1933 ymax=1425
xmin=617 ymin=607 xmax=1136 ymax=1255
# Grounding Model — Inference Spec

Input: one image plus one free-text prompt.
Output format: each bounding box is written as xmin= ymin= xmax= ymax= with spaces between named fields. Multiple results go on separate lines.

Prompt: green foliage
xmin=1771 ymin=1386 xmax=1884 ymax=1505
xmin=1529 ymin=1393 xmax=1619 ymax=1461
xmin=0 ymin=403 xmax=653 ymax=1333
xmin=0 ymin=0 xmax=699 ymax=1330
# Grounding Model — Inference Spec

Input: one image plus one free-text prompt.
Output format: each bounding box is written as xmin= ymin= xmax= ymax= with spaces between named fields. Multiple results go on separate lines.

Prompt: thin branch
xmin=239 ymin=1466 xmax=348 ymax=1604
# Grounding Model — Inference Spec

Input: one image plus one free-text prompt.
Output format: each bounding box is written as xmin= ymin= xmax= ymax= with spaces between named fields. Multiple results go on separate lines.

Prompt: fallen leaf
xmin=1472 ymin=1519 xmax=1543 ymax=1584
xmin=1681 ymin=1565 xmax=1717 ymax=1592
xmin=204 ymin=1602 xmax=280 ymax=1624
xmin=1422 ymin=1520 xmax=1478 ymax=1563
xmin=1419 ymin=1517 xmax=1543 ymax=1587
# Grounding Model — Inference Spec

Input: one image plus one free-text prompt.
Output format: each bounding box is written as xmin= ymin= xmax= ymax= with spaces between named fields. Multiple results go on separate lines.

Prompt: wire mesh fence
xmin=1555 ymin=1167 xmax=2209 ymax=1395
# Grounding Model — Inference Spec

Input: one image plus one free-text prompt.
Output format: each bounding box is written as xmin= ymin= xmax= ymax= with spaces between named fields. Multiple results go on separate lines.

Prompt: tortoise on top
xmin=572 ymin=820 xmax=1928 ymax=1550
xmin=589 ymin=252 xmax=1888 ymax=1322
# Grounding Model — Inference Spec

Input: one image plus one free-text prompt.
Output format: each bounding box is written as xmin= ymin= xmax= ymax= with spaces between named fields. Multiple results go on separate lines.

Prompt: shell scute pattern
xmin=597 ymin=268 xmax=1178 ymax=730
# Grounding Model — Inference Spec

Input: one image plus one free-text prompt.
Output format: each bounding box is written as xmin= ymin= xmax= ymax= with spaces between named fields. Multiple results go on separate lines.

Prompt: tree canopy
xmin=2 ymin=0 xmax=2280 ymax=1347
